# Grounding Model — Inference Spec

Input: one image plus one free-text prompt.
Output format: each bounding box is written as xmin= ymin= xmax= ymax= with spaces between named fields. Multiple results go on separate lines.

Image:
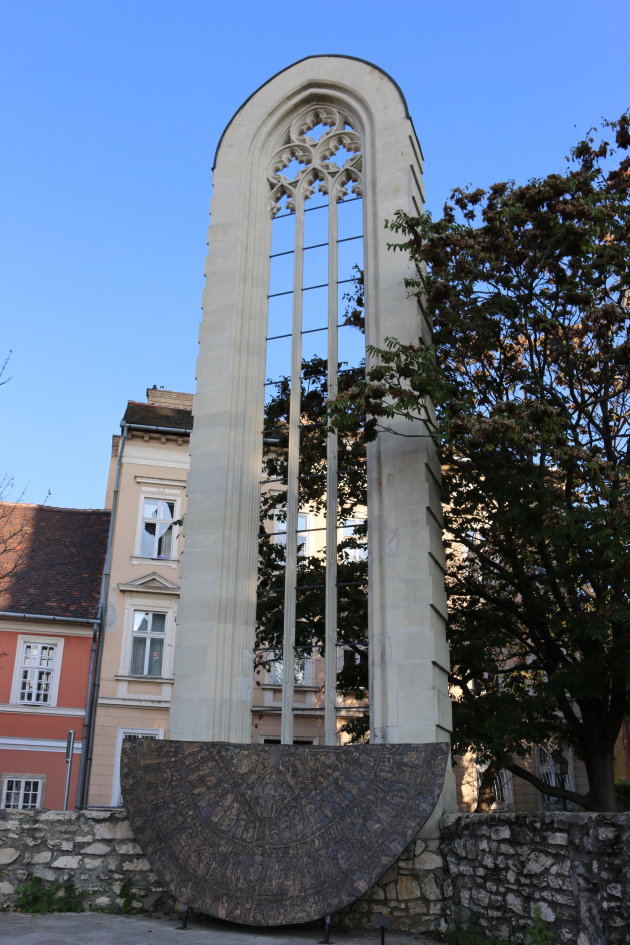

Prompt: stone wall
xmin=2 ymin=808 xmax=629 ymax=945
xmin=342 ymin=834 xmax=448 ymax=934
xmin=0 ymin=809 xmax=174 ymax=913
xmin=441 ymin=812 xmax=630 ymax=945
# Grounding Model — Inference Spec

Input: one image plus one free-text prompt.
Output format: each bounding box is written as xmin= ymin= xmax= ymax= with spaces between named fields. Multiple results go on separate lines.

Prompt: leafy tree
xmin=331 ymin=115 xmax=630 ymax=810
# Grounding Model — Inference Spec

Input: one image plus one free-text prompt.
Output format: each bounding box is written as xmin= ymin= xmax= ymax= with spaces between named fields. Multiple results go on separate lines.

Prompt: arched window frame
xmin=172 ymin=58 xmax=450 ymax=752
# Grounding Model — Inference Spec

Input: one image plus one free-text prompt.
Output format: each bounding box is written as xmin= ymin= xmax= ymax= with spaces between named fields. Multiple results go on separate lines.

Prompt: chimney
xmin=146 ymin=389 xmax=193 ymax=410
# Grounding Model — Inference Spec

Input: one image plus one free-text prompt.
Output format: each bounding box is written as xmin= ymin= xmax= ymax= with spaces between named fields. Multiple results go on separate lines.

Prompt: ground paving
xmin=0 ymin=913 xmax=441 ymax=945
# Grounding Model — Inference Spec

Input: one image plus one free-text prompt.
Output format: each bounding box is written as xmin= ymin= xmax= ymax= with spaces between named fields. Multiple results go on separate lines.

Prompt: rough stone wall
xmin=2 ymin=808 xmax=629 ymax=945
xmin=0 ymin=809 xmax=175 ymax=913
xmin=342 ymin=835 xmax=448 ymax=934
xmin=441 ymin=812 xmax=630 ymax=945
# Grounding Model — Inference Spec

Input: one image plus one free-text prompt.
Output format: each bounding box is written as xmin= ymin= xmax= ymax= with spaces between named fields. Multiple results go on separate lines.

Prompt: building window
xmin=538 ymin=746 xmax=576 ymax=811
xmin=139 ymin=499 xmax=175 ymax=559
xmin=271 ymin=513 xmax=309 ymax=554
xmin=262 ymin=737 xmax=315 ymax=745
xmin=129 ymin=611 xmax=166 ymax=677
xmin=268 ymin=653 xmax=314 ymax=687
xmin=11 ymin=638 xmax=63 ymax=706
xmin=340 ymin=519 xmax=367 ymax=562
xmin=1 ymin=777 xmax=43 ymax=809
xmin=112 ymin=728 xmax=163 ymax=805
xmin=259 ymin=104 xmax=366 ymax=744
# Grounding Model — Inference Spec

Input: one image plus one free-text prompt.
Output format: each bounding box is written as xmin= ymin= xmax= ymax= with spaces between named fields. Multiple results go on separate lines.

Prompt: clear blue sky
xmin=1 ymin=0 xmax=627 ymax=509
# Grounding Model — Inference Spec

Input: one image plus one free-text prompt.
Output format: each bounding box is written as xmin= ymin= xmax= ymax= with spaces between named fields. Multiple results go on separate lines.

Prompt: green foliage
xmin=332 ymin=114 xmax=630 ymax=810
xmin=615 ymin=778 xmax=630 ymax=810
xmin=525 ymin=908 xmax=554 ymax=945
xmin=119 ymin=876 xmax=134 ymax=913
xmin=16 ymin=874 xmax=86 ymax=914
xmin=445 ymin=919 xmax=508 ymax=945
xmin=444 ymin=907 xmax=554 ymax=945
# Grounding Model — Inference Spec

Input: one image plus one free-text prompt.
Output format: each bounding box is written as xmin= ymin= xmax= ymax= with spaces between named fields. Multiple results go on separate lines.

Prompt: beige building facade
xmin=88 ymin=389 xmax=191 ymax=806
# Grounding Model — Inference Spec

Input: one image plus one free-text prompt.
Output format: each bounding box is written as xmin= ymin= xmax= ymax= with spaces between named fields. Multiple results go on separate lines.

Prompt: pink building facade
xmin=0 ymin=504 xmax=109 ymax=810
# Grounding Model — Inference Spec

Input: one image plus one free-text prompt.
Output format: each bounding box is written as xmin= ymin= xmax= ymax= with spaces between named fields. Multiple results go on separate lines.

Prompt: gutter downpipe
xmin=77 ymin=422 xmax=129 ymax=808
xmin=74 ymin=614 xmax=101 ymax=808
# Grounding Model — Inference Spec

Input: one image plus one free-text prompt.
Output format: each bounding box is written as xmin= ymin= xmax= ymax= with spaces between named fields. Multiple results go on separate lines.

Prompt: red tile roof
xmin=0 ymin=503 xmax=110 ymax=621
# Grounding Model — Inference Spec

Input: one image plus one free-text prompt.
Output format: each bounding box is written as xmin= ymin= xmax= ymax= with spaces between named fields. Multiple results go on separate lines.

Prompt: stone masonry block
xmin=0 ymin=847 xmax=19 ymax=865
xmin=51 ymin=855 xmax=80 ymax=869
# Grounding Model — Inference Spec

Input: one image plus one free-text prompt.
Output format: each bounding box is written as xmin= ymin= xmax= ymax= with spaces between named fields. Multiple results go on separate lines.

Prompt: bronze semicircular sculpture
xmin=122 ymin=739 xmax=448 ymax=926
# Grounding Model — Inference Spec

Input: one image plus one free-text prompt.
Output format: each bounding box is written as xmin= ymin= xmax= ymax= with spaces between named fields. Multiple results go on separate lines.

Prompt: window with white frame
xmin=268 ymin=651 xmax=315 ymax=687
xmin=139 ymin=498 xmax=176 ymax=559
xmin=340 ymin=519 xmax=367 ymax=562
xmin=271 ymin=512 xmax=309 ymax=554
xmin=1 ymin=777 xmax=43 ymax=809
xmin=112 ymin=728 xmax=163 ymax=805
xmin=11 ymin=637 xmax=63 ymax=706
xmin=129 ymin=611 xmax=167 ymax=677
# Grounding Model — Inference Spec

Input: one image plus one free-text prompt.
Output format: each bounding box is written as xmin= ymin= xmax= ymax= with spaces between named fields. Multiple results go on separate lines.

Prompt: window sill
xmin=15 ymin=700 xmax=52 ymax=707
xmin=115 ymin=675 xmax=174 ymax=684
xmin=131 ymin=556 xmax=178 ymax=568
xmin=0 ymin=703 xmax=84 ymax=716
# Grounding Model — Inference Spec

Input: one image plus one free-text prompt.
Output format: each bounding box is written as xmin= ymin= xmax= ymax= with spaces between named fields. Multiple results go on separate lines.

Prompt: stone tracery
xmin=262 ymin=103 xmax=366 ymax=746
xmin=268 ymin=105 xmax=363 ymax=215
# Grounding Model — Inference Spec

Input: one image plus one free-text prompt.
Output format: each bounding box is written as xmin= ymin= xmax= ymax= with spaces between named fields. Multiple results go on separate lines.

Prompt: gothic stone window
xmin=258 ymin=105 xmax=366 ymax=744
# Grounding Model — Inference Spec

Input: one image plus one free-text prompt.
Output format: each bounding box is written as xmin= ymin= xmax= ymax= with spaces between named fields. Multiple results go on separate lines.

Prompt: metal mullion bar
xmin=302 ymin=281 xmax=328 ymax=291
xmin=280 ymin=200 xmax=305 ymax=746
xmin=325 ymin=197 xmax=339 ymax=746
xmin=300 ymin=326 xmax=327 ymax=337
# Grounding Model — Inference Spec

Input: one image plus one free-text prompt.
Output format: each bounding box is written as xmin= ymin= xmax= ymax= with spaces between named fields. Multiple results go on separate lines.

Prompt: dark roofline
xmin=0 ymin=504 xmax=111 ymax=621
xmin=213 ymin=54 xmax=413 ymax=170
xmin=123 ymin=421 xmax=193 ymax=435
xmin=5 ymin=503 xmax=110 ymax=515
xmin=122 ymin=401 xmax=193 ymax=435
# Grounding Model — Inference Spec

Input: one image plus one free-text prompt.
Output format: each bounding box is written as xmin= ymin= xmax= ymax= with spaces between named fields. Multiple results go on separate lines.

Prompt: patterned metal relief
xmin=121 ymin=740 xmax=449 ymax=926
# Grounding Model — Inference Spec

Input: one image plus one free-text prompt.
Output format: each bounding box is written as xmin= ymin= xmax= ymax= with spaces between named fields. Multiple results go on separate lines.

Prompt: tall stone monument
xmin=123 ymin=56 xmax=453 ymax=926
